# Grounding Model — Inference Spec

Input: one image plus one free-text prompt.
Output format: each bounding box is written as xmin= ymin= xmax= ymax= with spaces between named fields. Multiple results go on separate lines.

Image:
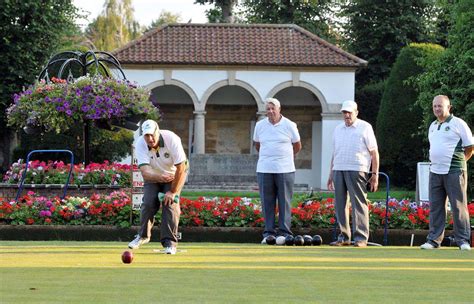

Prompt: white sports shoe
xmin=459 ymin=243 xmax=471 ymax=251
xmin=261 ymin=236 xmax=268 ymax=244
xmin=420 ymin=242 xmax=437 ymax=250
xmin=164 ymin=246 xmax=177 ymax=255
xmin=128 ymin=235 xmax=150 ymax=249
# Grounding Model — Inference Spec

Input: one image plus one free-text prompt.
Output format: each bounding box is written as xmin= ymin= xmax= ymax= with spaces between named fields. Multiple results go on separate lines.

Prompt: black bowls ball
xmin=303 ymin=235 xmax=313 ymax=246
xmin=294 ymin=235 xmax=304 ymax=246
xmin=312 ymin=235 xmax=323 ymax=246
xmin=266 ymin=235 xmax=276 ymax=245
xmin=285 ymin=235 xmax=295 ymax=246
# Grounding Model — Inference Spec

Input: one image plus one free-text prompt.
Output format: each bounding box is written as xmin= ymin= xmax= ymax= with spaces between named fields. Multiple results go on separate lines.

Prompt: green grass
xmin=1 ymin=241 xmax=472 ymax=303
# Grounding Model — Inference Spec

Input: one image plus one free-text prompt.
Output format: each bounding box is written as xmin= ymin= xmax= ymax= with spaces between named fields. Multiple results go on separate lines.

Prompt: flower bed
xmin=2 ymin=160 xmax=133 ymax=187
xmin=1 ymin=191 xmax=472 ymax=230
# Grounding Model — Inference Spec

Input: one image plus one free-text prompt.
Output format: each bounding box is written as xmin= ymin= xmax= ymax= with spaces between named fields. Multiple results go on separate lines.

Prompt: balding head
xmin=432 ymin=95 xmax=451 ymax=122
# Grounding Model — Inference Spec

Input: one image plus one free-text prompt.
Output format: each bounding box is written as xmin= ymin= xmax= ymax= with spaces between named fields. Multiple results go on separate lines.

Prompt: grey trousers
xmin=426 ymin=171 xmax=470 ymax=247
xmin=138 ymin=182 xmax=180 ymax=247
xmin=333 ymin=170 xmax=369 ymax=243
xmin=257 ymin=172 xmax=295 ymax=237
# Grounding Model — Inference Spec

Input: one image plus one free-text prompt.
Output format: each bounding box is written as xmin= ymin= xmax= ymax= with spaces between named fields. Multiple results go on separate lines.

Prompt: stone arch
xmin=145 ymin=79 xmax=200 ymax=110
xmin=266 ymin=81 xmax=328 ymax=112
xmin=201 ymin=79 xmax=262 ymax=109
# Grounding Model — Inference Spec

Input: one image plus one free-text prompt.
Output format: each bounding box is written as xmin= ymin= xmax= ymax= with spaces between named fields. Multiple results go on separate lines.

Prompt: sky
xmin=73 ymin=0 xmax=213 ymax=28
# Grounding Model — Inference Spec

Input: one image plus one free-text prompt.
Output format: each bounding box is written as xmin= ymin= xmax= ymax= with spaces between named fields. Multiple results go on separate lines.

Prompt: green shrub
xmin=376 ymin=43 xmax=444 ymax=189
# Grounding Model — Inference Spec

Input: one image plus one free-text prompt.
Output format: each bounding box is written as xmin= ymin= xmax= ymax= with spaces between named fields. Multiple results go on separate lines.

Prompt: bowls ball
xmin=121 ymin=250 xmax=134 ymax=264
xmin=266 ymin=235 xmax=276 ymax=245
xmin=303 ymin=235 xmax=313 ymax=246
xmin=294 ymin=235 xmax=304 ymax=246
xmin=276 ymin=236 xmax=286 ymax=245
xmin=285 ymin=235 xmax=295 ymax=246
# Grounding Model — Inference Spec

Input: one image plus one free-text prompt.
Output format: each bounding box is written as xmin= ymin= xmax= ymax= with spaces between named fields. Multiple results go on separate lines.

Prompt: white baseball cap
xmin=266 ymin=98 xmax=281 ymax=109
xmin=340 ymin=100 xmax=358 ymax=113
xmin=141 ymin=119 xmax=159 ymax=136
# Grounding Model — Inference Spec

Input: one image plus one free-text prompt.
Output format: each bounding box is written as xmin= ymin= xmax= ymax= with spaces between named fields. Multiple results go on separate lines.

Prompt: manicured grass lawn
xmin=1 ymin=241 xmax=472 ymax=303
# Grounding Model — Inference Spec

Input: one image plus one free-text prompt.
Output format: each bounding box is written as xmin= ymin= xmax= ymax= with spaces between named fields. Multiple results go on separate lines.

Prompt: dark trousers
xmin=138 ymin=182 xmax=180 ymax=247
xmin=427 ymin=171 xmax=470 ymax=247
xmin=257 ymin=172 xmax=295 ymax=237
xmin=333 ymin=170 xmax=369 ymax=243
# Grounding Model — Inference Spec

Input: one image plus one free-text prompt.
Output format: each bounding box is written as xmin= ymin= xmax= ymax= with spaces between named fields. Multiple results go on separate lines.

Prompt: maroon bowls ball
xmin=122 ymin=251 xmax=134 ymax=264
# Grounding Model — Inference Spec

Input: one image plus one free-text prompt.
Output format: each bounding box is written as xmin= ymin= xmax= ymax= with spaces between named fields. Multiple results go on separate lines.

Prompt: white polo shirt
xmin=429 ymin=115 xmax=473 ymax=174
xmin=135 ymin=130 xmax=187 ymax=175
xmin=253 ymin=116 xmax=300 ymax=173
xmin=332 ymin=119 xmax=378 ymax=173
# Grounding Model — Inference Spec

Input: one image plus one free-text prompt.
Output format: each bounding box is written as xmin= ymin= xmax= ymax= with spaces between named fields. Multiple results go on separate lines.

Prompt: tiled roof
xmin=113 ymin=23 xmax=366 ymax=68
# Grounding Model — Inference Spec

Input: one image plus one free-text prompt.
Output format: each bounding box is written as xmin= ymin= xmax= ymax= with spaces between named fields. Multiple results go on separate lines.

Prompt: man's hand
xmin=158 ymin=173 xmax=174 ymax=183
xmin=369 ymin=174 xmax=379 ymax=192
xmin=327 ymin=176 xmax=334 ymax=191
xmin=163 ymin=191 xmax=177 ymax=206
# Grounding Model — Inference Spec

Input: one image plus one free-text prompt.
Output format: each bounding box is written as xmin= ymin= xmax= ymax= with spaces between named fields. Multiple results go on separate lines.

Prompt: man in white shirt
xmin=253 ymin=98 xmax=301 ymax=243
xmin=327 ymin=100 xmax=379 ymax=247
xmin=421 ymin=95 xmax=473 ymax=251
xmin=128 ymin=120 xmax=187 ymax=254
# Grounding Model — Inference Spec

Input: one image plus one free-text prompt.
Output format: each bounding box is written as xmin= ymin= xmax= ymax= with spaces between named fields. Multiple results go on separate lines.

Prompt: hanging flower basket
xmin=7 ymin=76 xmax=159 ymax=134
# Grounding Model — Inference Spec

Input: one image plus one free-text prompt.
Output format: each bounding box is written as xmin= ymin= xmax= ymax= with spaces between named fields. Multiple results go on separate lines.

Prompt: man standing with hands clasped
xmin=254 ymin=98 xmax=301 ymax=243
xmin=327 ymin=100 xmax=379 ymax=247
xmin=421 ymin=95 xmax=473 ymax=251
xmin=128 ymin=120 xmax=187 ymax=254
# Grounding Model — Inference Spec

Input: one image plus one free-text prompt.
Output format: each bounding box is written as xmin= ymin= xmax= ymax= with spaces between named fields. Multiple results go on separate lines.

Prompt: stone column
xmin=256 ymin=111 xmax=266 ymax=121
xmin=193 ymin=111 xmax=206 ymax=154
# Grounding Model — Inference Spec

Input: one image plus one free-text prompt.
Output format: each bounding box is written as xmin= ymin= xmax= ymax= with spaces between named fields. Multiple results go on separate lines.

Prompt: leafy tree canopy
xmin=340 ymin=0 xmax=437 ymax=86
xmin=0 ymin=0 xmax=80 ymax=172
xmin=241 ymin=0 xmax=338 ymax=41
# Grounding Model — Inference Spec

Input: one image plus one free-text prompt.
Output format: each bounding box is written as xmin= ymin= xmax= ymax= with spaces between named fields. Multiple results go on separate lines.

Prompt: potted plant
xmin=7 ymin=75 xmax=159 ymax=133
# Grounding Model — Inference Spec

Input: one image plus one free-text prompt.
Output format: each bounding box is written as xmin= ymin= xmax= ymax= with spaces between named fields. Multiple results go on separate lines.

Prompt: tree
xmin=415 ymin=0 xmax=474 ymax=196
xmin=85 ymin=0 xmax=142 ymax=51
xmin=0 ymin=0 xmax=79 ymax=174
xmin=195 ymin=0 xmax=239 ymax=23
xmin=376 ymin=43 xmax=444 ymax=189
xmin=241 ymin=0 xmax=338 ymax=41
xmin=340 ymin=0 xmax=436 ymax=87
xmin=147 ymin=10 xmax=182 ymax=31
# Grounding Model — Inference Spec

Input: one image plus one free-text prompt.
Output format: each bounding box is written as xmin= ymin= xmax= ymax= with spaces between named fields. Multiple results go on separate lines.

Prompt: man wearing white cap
xmin=128 ymin=119 xmax=187 ymax=254
xmin=254 ymin=97 xmax=302 ymax=243
xmin=327 ymin=100 xmax=379 ymax=247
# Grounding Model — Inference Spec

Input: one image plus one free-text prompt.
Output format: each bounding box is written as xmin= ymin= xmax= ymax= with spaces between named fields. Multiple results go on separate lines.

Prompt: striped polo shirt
xmin=428 ymin=115 xmax=473 ymax=174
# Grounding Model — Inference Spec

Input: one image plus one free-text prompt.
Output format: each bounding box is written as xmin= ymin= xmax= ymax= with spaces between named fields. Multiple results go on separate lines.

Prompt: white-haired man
xmin=327 ymin=100 xmax=379 ymax=247
xmin=253 ymin=98 xmax=302 ymax=243
xmin=128 ymin=120 xmax=187 ymax=254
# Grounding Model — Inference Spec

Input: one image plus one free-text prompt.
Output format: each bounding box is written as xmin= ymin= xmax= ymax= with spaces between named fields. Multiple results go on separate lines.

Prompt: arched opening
xmin=205 ymin=85 xmax=257 ymax=154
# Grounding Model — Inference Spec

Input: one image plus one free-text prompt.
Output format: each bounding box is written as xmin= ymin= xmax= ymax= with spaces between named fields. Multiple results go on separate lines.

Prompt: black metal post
xmin=83 ymin=120 xmax=90 ymax=165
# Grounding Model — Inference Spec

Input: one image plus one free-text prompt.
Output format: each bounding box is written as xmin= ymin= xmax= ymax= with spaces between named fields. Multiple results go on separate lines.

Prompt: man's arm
xmin=327 ymin=155 xmax=334 ymax=191
xmin=163 ymin=161 xmax=187 ymax=205
xmin=139 ymin=165 xmax=174 ymax=183
xmin=465 ymin=145 xmax=473 ymax=161
xmin=254 ymin=141 xmax=260 ymax=152
xmin=369 ymin=149 xmax=380 ymax=192
xmin=293 ymin=141 xmax=302 ymax=155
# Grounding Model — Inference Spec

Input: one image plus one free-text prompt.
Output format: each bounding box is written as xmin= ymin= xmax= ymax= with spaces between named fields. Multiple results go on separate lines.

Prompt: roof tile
xmin=113 ymin=24 xmax=366 ymax=67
